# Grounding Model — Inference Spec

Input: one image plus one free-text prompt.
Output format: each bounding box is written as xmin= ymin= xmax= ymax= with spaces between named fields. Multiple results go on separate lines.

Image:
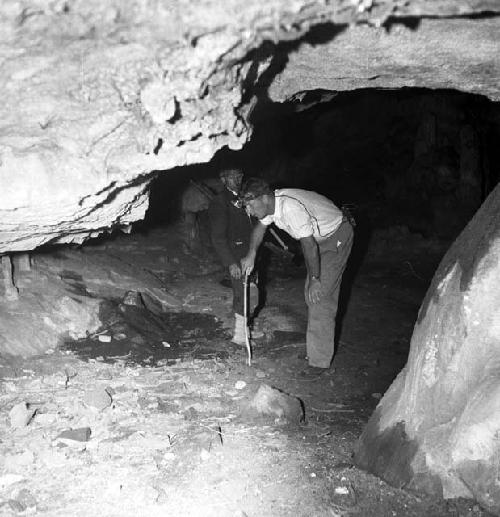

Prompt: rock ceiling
xmin=0 ymin=0 xmax=499 ymax=253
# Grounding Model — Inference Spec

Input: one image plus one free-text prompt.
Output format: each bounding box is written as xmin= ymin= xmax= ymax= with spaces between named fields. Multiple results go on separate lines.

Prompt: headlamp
xmin=232 ymin=192 xmax=257 ymax=209
xmin=231 ymin=197 xmax=245 ymax=209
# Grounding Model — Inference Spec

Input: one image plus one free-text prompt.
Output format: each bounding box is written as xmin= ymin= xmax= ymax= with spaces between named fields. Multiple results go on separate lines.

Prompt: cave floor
xmin=0 ymin=224 xmax=493 ymax=517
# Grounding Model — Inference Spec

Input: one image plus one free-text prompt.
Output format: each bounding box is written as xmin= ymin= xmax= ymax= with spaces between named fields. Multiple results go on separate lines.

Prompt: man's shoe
xmin=249 ymin=326 xmax=265 ymax=340
xmin=231 ymin=313 xmax=247 ymax=345
xmin=220 ymin=277 xmax=232 ymax=289
xmin=298 ymin=365 xmax=328 ymax=380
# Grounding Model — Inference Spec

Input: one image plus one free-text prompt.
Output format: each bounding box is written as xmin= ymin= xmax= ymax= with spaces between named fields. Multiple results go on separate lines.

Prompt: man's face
xmin=221 ymin=172 xmax=243 ymax=194
xmin=245 ymin=195 xmax=269 ymax=219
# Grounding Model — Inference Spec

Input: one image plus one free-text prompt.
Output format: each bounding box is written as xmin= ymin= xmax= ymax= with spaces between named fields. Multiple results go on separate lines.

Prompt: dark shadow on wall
xmin=239 ymin=22 xmax=348 ymax=125
xmin=382 ymin=16 xmax=421 ymax=32
xmin=383 ymin=9 xmax=500 ymax=32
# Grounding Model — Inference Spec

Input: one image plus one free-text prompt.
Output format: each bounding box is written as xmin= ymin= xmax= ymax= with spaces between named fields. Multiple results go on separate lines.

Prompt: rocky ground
xmin=0 ymin=222 xmax=494 ymax=516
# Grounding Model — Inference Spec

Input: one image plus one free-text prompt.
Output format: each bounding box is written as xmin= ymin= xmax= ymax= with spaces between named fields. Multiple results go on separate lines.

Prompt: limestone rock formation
xmin=1 ymin=0 xmax=499 ymax=253
xmin=269 ymin=16 xmax=500 ymax=104
xmin=355 ymin=182 xmax=500 ymax=514
xmin=0 ymin=0 xmax=342 ymax=253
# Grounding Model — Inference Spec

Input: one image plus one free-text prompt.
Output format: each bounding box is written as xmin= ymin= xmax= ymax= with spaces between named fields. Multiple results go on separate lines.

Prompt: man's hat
xmin=239 ymin=177 xmax=272 ymax=203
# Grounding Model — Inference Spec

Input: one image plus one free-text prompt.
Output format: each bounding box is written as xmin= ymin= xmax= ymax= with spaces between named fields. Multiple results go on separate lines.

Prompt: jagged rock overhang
xmin=266 ymin=15 xmax=500 ymax=105
xmin=0 ymin=0 xmax=498 ymax=254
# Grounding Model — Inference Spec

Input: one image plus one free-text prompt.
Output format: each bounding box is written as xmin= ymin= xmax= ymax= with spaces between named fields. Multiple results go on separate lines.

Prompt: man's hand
xmin=229 ymin=263 xmax=241 ymax=279
xmin=307 ymin=277 xmax=322 ymax=304
xmin=240 ymin=254 xmax=256 ymax=276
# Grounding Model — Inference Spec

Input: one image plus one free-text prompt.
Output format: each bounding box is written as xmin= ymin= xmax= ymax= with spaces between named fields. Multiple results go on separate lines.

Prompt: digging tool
xmin=243 ymin=271 xmax=252 ymax=366
xmin=269 ymin=227 xmax=288 ymax=252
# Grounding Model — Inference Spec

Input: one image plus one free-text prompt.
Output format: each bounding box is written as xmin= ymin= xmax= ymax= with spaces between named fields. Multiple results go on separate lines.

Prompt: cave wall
xmin=0 ymin=0 xmax=349 ymax=253
xmin=0 ymin=0 xmax=499 ymax=254
xmin=0 ymin=0 xmax=251 ymax=253
xmin=268 ymin=16 xmax=500 ymax=103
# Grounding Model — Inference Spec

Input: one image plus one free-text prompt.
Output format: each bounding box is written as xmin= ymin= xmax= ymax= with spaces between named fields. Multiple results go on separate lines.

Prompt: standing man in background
xmin=239 ymin=178 xmax=353 ymax=370
xmin=208 ymin=169 xmax=263 ymax=346
xmin=180 ymin=181 xmax=214 ymax=254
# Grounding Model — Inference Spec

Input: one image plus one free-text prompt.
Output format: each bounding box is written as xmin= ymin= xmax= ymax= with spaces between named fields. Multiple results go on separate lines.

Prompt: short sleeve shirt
xmin=260 ymin=188 xmax=343 ymax=242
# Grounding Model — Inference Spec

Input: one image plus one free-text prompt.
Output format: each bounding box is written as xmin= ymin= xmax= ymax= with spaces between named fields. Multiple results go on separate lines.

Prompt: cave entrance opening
xmin=52 ymin=86 xmax=500 ymax=378
xmin=141 ymin=85 xmax=500 ymax=371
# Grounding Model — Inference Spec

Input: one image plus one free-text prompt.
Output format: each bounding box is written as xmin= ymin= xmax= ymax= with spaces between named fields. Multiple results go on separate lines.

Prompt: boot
xmin=231 ymin=313 xmax=247 ymax=346
xmin=231 ymin=313 xmax=265 ymax=345
xmin=249 ymin=319 xmax=265 ymax=339
xmin=248 ymin=282 xmax=265 ymax=339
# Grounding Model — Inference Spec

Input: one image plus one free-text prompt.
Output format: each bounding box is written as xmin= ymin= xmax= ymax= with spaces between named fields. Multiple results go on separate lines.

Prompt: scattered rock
xmin=98 ymin=334 xmax=112 ymax=343
xmin=57 ymin=427 xmax=92 ymax=442
xmin=34 ymin=412 xmax=57 ymax=425
xmin=36 ymin=449 xmax=68 ymax=468
xmin=131 ymin=335 xmax=145 ymax=345
xmin=0 ymin=474 xmax=24 ymax=490
xmin=183 ymin=407 xmax=199 ymax=420
xmin=163 ymin=452 xmax=175 ymax=462
xmin=122 ymin=291 xmax=143 ymax=307
xmin=143 ymin=485 xmax=160 ymax=501
xmin=96 ymin=370 xmax=113 ymax=381
xmin=83 ymin=387 xmax=112 ymax=411
xmin=8 ymin=499 xmax=25 ymax=513
xmin=3 ymin=382 xmax=17 ymax=393
xmin=245 ymin=384 xmax=304 ymax=423
xmin=3 ymin=451 xmax=35 ymax=472
xmin=235 ymin=380 xmax=246 ymax=390
xmin=157 ymin=400 xmax=179 ymax=413
xmin=9 ymin=402 xmax=36 ymax=428
xmin=332 ymin=481 xmax=357 ymax=507
xmin=10 ymin=488 xmax=36 ymax=512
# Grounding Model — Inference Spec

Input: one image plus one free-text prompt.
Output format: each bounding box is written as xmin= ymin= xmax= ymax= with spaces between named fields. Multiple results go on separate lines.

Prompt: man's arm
xmin=241 ymin=221 xmax=267 ymax=275
xmin=300 ymin=235 xmax=322 ymax=304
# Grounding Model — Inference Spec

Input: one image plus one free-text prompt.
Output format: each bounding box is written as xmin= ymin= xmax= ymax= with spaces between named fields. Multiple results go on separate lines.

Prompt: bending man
xmin=240 ymin=178 xmax=353 ymax=369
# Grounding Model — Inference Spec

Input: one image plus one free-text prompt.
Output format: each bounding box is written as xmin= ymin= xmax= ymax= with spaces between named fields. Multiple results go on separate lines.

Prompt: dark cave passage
xmin=119 ymin=86 xmax=500 ymax=401
xmin=146 ymin=87 xmax=500 ymax=245
xmin=139 ymin=88 xmax=500 ymax=338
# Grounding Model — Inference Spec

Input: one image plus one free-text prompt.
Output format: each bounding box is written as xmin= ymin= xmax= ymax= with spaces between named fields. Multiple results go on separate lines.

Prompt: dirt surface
xmin=0 ymin=223 xmax=494 ymax=516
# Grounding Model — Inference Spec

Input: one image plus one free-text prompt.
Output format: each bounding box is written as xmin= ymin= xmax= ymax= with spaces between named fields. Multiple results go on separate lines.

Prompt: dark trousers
xmin=231 ymin=241 xmax=247 ymax=315
xmin=305 ymin=220 xmax=353 ymax=368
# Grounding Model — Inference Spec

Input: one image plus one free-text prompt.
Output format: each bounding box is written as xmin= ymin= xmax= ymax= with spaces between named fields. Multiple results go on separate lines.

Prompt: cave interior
xmin=1 ymin=23 xmax=500 ymax=517
xmin=149 ymin=87 xmax=500 ymax=242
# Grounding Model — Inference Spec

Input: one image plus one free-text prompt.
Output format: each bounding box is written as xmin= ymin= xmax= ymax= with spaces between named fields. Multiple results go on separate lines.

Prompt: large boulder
xmin=355 ymin=182 xmax=500 ymax=513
